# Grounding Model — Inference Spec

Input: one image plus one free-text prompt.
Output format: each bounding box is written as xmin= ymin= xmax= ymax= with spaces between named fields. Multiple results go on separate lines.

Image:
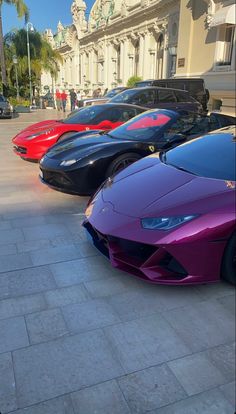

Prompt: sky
xmin=3 ymin=0 xmax=94 ymax=34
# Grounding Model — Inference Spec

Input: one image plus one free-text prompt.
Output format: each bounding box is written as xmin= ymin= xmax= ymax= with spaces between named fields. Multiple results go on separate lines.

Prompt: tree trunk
xmin=0 ymin=5 xmax=7 ymax=92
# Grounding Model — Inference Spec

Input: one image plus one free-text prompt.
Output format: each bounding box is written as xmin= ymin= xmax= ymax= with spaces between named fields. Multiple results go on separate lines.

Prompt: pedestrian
xmin=61 ymin=90 xmax=67 ymax=112
xmin=92 ymin=87 xmax=102 ymax=98
xmin=70 ymin=88 xmax=77 ymax=112
xmin=55 ymin=89 xmax=62 ymax=111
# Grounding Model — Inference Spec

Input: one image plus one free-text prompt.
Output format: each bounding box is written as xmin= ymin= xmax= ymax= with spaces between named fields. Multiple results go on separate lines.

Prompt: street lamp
xmin=13 ymin=55 xmax=19 ymax=100
xmin=26 ymin=22 xmax=34 ymax=105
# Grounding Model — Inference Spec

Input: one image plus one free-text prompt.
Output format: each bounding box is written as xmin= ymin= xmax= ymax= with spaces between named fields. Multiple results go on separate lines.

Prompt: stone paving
xmin=0 ymin=109 xmax=235 ymax=414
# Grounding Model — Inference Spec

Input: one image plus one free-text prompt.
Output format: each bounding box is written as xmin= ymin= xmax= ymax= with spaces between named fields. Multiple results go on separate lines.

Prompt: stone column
xmin=162 ymin=24 xmax=169 ymax=78
xmin=122 ymin=38 xmax=129 ymax=85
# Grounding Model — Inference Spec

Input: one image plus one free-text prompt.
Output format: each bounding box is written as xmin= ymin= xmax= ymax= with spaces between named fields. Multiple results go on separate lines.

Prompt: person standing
xmin=61 ymin=90 xmax=68 ymax=113
xmin=76 ymin=90 xmax=82 ymax=108
xmin=70 ymin=89 xmax=77 ymax=112
xmin=55 ymin=89 xmax=62 ymax=111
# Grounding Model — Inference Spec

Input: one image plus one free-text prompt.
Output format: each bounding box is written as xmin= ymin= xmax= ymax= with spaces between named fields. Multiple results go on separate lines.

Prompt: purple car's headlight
xmin=141 ymin=215 xmax=198 ymax=230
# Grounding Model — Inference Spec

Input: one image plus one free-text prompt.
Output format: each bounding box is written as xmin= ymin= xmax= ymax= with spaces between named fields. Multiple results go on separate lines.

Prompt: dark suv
xmin=0 ymin=95 xmax=12 ymax=118
xmin=135 ymin=78 xmax=208 ymax=112
xmin=110 ymin=87 xmax=203 ymax=113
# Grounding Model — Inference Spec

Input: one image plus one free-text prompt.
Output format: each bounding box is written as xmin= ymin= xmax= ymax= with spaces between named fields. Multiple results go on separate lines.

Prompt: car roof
xmin=81 ymin=103 xmax=148 ymax=111
xmin=129 ymin=86 xmax=189 ymax=93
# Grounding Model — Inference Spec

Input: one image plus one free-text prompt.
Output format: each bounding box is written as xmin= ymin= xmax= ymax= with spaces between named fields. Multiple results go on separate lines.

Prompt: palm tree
xmin=0 ymin=0 xmax=29 ymax=93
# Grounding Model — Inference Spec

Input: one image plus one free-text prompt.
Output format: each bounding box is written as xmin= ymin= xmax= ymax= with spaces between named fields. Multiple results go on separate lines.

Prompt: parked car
xmin=83 ymin=126 xmax=236 ymax=285
xmin=109 ymin=87 xmax=203 ymax=113
xmin=12 ymin=103 xmax=145 ymax=161
xmin=80 ymin=87 xmax=128 ymax=107
xmin=39 ymin=109 xmax=234 ymax=196
xmin=135 ymin=78 xmax=209 ymax=113
xmin=0 ymin=95 xmax=12 ymax=118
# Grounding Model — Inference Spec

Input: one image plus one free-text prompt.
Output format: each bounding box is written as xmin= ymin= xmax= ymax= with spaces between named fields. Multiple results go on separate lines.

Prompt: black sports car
xmin=39 ymin=109 xmax=235 ymax=196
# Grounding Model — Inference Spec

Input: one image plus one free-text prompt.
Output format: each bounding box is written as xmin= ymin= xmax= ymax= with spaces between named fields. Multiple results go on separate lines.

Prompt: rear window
xmin=175 ymin=91 xmax=190 ymax=102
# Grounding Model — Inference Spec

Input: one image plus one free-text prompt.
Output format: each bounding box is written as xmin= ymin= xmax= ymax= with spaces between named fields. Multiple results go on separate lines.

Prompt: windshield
xmin=110 ymin=89 xmax=140 ymax=103
xmin=63 ymin=106 xmax=105 ymax=125
xmin=105 ymin=89 xmax=124 ymax=98
xmin=164 ymin=129 xmax=236 ymax=181
xmin=108 ymin=110 xmax=172 ymax=141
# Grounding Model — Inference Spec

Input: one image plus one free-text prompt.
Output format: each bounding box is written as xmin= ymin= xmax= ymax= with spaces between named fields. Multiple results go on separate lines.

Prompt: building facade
xmin=41 ymin=0 xmax=235 ymax=114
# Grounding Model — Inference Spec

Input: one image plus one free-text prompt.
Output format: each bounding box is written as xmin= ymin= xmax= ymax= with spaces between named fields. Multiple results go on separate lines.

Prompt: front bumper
xmin=83 ymin=211 xmax=226 ymax=285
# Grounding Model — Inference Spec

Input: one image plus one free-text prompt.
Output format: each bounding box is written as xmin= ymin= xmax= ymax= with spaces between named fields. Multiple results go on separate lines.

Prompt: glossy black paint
xmin=39 ymin=109 xmax=235 ymax=196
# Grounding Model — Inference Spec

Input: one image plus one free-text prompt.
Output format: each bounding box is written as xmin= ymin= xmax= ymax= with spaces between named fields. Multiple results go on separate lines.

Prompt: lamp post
xmin=13 ymin=55 xmax=19 ymax=100
xmin=26 ymin=22 xmax=34 ymax=105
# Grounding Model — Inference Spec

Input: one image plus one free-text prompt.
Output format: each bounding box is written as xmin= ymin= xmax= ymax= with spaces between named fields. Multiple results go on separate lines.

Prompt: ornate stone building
xmin=41 ymin=0 xmax=235 ymax=114
xmin=41 ymin=0 xmax=180 ymax=94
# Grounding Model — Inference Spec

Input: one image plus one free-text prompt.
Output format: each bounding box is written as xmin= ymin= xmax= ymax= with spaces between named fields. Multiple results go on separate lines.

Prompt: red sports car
xmin=12 ymin=104 xmax=145 ymax=161
xmin=84 ymin=126 xmax=236 ymax=285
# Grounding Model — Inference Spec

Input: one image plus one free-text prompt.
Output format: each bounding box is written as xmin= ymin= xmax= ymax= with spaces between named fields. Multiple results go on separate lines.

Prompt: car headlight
xmin=60 ymin=159 xmax=77 ymax=166
xmin=25 ymin=128 xmax=55 ymax=140
xmin=141 ymin=215 xmax=198 ymax=230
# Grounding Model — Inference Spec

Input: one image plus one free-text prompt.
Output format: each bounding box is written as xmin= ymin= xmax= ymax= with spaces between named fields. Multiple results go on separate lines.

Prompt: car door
xmin=174 ymin=90 xmax=200 ymax=112
xmin=130 ymin=89 xmax=157 ymax=108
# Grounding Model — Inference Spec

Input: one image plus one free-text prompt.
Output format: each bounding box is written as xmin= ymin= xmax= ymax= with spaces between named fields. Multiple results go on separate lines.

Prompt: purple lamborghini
xmin=83 ymin=126 xmax=236 ymax=285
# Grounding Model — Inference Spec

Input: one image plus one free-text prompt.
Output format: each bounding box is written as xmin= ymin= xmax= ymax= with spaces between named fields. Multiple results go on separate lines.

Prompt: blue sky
xmin=3 ymin=0 xmax=93 ymax=34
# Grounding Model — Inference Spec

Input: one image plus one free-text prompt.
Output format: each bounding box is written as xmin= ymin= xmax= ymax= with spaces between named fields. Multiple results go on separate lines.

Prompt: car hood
xmin=101 ymin=155 xmax=234 ymax=218
xmin=46 ymin=132 xmax=129 ymax=160
xmin=23 ymin=120 xmax=60 ymax=132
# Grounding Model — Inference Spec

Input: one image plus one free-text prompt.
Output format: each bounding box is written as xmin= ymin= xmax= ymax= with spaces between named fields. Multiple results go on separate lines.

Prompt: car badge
xmin=85 ymin=127 xmax=90 ymax=131
xmin=149 ymin=145 xmax=155 ymax=152
xmin=225 ymin=180 xmax=235 ymax=189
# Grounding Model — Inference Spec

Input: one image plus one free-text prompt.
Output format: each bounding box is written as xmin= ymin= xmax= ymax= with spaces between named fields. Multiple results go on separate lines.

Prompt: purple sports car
xmin=83 ymin=126 xmax=236 ymax=285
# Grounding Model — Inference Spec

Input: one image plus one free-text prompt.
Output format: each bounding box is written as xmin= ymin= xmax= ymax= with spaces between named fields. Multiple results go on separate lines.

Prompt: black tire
xmin=106 ymin=153 xmax=141 ymax=177
xmin=57 ymin=131 xmax=77 ymax=142
xmin=221 ymin=232 xmax=236 ymax=285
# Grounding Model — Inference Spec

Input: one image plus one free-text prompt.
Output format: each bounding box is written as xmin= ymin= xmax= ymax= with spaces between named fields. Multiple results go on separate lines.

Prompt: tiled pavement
xmin=0 ymin=110 xmax=235 ymax=414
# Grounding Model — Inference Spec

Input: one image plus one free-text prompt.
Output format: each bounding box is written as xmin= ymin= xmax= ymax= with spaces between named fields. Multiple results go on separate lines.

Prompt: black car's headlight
xmin=60 ymin=159 xmax=77 ymax=166
xmin=141 ymin=215 xmax=198 ymax=230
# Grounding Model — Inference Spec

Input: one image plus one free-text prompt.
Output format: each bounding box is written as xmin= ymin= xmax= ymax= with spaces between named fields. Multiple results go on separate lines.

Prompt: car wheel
xmin=106 ymin=153 xmax=141 ymax=177
xmin=221 ymin=232 xmax=236 ymax=285
xmin=57 ymin=132 xmax=77 ymax=142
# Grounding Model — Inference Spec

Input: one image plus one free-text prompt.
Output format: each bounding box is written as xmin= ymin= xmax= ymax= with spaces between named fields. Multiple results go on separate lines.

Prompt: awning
xmin=210 ymin=4 xmax=236 ymax=27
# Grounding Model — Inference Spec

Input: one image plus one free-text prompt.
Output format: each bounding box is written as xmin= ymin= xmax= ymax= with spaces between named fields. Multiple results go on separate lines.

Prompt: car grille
xmin=41 ymin=170 xmax=72 ymax=188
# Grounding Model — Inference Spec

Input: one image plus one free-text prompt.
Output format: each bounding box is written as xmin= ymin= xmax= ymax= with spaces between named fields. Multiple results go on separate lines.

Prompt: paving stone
xmin=0 ymin=228 xmax=24 ymax=245
xmin=0 ymin=220 xmax=12 ymax=230
xmin=6 ymin=395 xmax=75 ymax=414
xmin=0 ymin=266 xmax=56 ymax=299
xmin=118 ymin=364 xmax=187 ymax=413
xmin=0 ymin=252 xmax=32 ymax=273
xmin=84 ymin=277 xmax=130 ymax=298
xmin=17 ymin=239 xmax=51 ymax=253
xmin=0 ymin=352 xmax=17 ymax=413
xmin=0 ymin=294 xmax=46 ymax=320
xmin=26 ymin=308 xmax=68 ymax=344
xmin=217 ymin=294 xmax=236 ymax=314
xmin=219 ymin=382 xmax=236 ymax=406
xmin=104 ymin=314 xmax=190 ymax=373
xmin=45 ymin=284 xmax=89 ymax=307
xmin=50 ymin=256 xmax=113 ymax=287
xmin=23 ymin=223 xmax=70 ymax=241
xmin=163 ymin=300 xmax=235 ymax=352
xmin=195 ymin=283 xmax=235 ymax=300
xmin=168 ymin=352 xmax=227 ymax=396
xmin=204 ymin=343 xmax=235 ymax=382
xmin=75 ymin=241 xmax=99 ymax=257
xmin=30 ymin=245 xmax=82 ymax=266
xmin=62 ymin=298 xmax=120 ymax=333
xmin=150 ymin=388 xmax=234 ymax=414
xmin=108 ymin=284 xmax=204 ymax=322
xmin=0 ymin=317 xmax=29 ymax=353
xmin=11 ymin=216 xmax=47 ymax=229
xmin=0 ymin=243 xmax=17 ymax=257
xmin=13 ymin=330 xmax=124 ymax=407
xmin=71 ymin=380 xmax=131 ymax=414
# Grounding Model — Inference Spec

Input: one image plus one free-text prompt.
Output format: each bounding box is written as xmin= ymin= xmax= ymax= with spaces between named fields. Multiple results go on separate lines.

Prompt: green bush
xmin=126 ymin=76 xmax=142 ymax=87
xmin=9 ymin=97 xmax=30 ymax=107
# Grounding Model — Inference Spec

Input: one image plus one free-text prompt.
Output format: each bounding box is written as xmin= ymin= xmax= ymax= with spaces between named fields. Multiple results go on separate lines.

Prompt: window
xmin=134 ymin=90 xmax=156 ymax=106
xmin=158 ymin=90 xmax=176 ymax=103
xmin=175 ymin=91 xmax=190 ymax=102
xmin=216 ymin=25 xmax=235 ymax=67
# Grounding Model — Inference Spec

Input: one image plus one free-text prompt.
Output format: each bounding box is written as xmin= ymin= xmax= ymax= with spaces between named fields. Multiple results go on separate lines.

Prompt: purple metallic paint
xmin=84 ymin=155 xmax=235 ymax=285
